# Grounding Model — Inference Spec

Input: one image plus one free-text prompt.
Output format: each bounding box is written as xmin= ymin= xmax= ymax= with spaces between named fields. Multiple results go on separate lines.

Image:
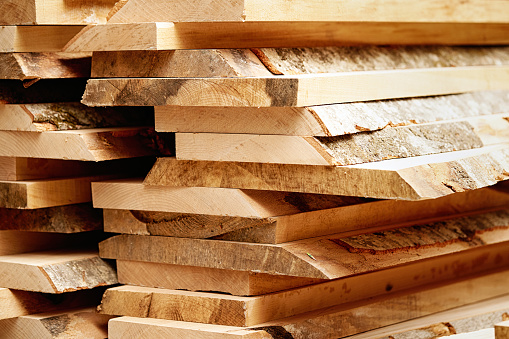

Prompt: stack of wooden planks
xmin=1 ymin=0 xmax=509 ymax=338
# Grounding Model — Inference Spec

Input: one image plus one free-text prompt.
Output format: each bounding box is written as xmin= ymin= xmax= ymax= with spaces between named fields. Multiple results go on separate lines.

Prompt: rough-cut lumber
xmin=175 ymin=115 xmax=509 ymax=165
xmin=0 ymin=204 xmax=101 ymax=233
xmin=82 ymin=66 xmax=509 ymax=107
xmin=0 ymin=249 xmax=116 ymax=293
xmin=106 ymin=0 xmax=509 ymax=23
xmin=0 ymin=175 xmax=117 ymax=209
xmin=63 ymin=22 xmax=509 ymax=53
xmin=0 ymin=0 xmax=117 ymax=25
xmin=101 ymin=242 xmax=509 ymax=326
xmin=155 ymin=91 xmax=509 ymax=136
xmin=0 ymin=288 xmax=105 ymax=320
xmin=145 ymin=144 xmax=509 ymax=199
xmin=495 ymin=321 xmax=509 ymax=339
xmin=0 ymin=127 xmax=159 ymax=161
xmin=100 ymin=210 xmax=509 ymax=279
xmin=0 ymin=53 xmax=90 ymax=80
xmin=103 ymin=184 xmax=509 ymax=243
xmin=0 ymin=307 xmax=112 ymax=338
xmin=117 ymin=261 xmax=324 ymax=296
xmin=106 ymin=269 xmax=509 ymax=338
xmin=0 ymin=26 xmax=84 ymax=52
xmin=0 ymin=103 xmax=153 ymax=132
xmin=93 ymin=178 xmax=369 ymax=218
xmin=0 ymin=79 xmax=87 ymax=104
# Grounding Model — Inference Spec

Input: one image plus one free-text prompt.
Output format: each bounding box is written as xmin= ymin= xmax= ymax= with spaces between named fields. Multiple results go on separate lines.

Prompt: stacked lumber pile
xmin=2 ymin=0 xmax=509 ymax=338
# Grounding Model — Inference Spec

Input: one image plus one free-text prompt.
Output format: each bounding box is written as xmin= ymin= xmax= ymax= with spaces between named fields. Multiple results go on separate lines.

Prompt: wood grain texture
xmin=0 ymin=249 xmax=117 ymax=293
xmin=101 ymin=241 xmax=509 ymax=326
xmin=82 ymin=66 xmax=509 ymax=107
xmin=0 ymin=307 xmax=112 ymax=338
xmin=0 ymin=79 xmax=87 ymax=104
xmin=63 ymin=22 xmax=509 ymax=52
xmin=100 ymin=210 xmax=509 ymax=279
xmin=145 ymin=145 xmax=509 ymax=200
xmin=0 ymin=26 xmax=84 ymax=52
xmin=155 ymin=91 xmax=509 ymax=136
xmin=103 ymin=185 xmax=509 ymax=243
xmin=495 ymin=321 xmax=509 ymax=339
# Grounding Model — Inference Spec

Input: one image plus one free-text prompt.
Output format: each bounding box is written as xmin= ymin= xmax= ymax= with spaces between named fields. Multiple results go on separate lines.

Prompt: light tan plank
xmin=0 ymin=26 xmax=84 ymax=53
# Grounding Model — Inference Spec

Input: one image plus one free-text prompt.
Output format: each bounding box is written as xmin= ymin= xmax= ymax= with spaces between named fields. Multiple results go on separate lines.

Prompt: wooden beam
xmin=0 ymin=79 xmax=87 ymax=104
xmin=0 ymin=0 xmax=117 ymax=25
xmin=0 ymin=128 xmax=160 ymax=161
xmin=0 ymin=249 xmax=117 ymax=293
xmin=100 ymin=210 xmax=509 ymax=279
xmin=106 ymin=0 xmax=509 ymax=23
xmin=82 ymin=66 xmax=509 ymax=107
xmin=0 ymin=204 xmax=101 ymax=233
xmin=103 ymin=184 xmax=509 ymax=243
xmin=155 ymin=91 xmax=509 ymax=136
xmin=0 ymin=26 xmax=84 ymax=53
xmin=0 ymin=307 xmax=111 ymax=338
xmin=144 ymin=145 xmax=509 ymax=200
xmin=64 ymin=22 xmax=509 ymax=53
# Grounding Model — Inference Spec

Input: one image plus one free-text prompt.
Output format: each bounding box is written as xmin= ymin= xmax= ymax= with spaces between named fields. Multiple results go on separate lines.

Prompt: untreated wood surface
xmin=0 ymin=79 xmax=87 ymax=104
xmin=100 ymin=210 xmax=509 ymax=279
xmin=0 ymin=249 xmax=117 ymax=293
xmin=144 ymin=144 xmax=509 ymax=200
xmin=0 ymin=26 xmax=84 ymax=52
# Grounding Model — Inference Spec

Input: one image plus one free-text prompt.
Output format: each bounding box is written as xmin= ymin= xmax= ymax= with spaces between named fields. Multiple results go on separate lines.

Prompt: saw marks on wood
xmin=0 ymin=249 xmax=117 ymax=293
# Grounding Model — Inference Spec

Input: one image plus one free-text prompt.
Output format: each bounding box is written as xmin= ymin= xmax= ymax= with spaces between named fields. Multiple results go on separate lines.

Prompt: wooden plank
xmin=0 ymin=249 xmax=117 ymax=293
xmin=106 ymin=0 xmax=509 ymax=23
xmin=447 ymin=329 xmax=495 ymax=339
xmin=104 ymin=241 xmax=509 ymax=326
xmin=0 ymin=52 xmax=90 ymax=80
xmin=0 ymin=288 xmax=105 ymax=320
xmin=0 ymin=26 xmax=84 ymax=53
xmin=0 ymin=127 xmax=159 ymax=161
xmin=0 ymin=174 xmax=118 ymax=209
xmin=0 ymin=79 xmax=87 ymax=104
xmin=93 ymin=178 xmax=369 ymax=218
xmin=495 ymin=321 xmax=509 ymax=339
xmin=0 ymin=103 xmax=153 ymax=132
xmin=103 ymin=184 xmax=509 ymax=243
xmin=144 ymin=144 xmax=509 ymax=200
xmin=100 ymin=210 xmax=509 ymax=279
xmin=82 ymin=66 xmax=509 ymax=107
xmin=0 ymin=204 xmax=101 ymax=233
xmin=0 ymin=307 xmax=112 ymax=338
xmin=155 ymin=91 xmax=509 ymax=136
xmin=63 ymin=22 xmax=509 ymax=53
xmin=0 ymin=0 xmax=117 ymax=25
xmin=175 ymin=115 xmax=509 ymax=165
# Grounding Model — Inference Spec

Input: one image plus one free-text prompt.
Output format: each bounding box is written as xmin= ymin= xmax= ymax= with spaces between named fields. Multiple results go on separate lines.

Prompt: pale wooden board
xmin=82 ymin=66 xmax=509 ymax=107
xmin=0 ymin=0 xmax=117 ymax=24
xmin=64 ymin=22 xmax=509 ymax=53
xmin=106 ymin=0 xmax=509 ymax=23
xmin=0 ymin=249 xmax=117 ymax=293
xmin=100 ymin=210 xmax=509 ymax=279
xmin=101 ymin=242 xmax=509 ymax=326
xmin=155 ymin=91 xmax=509 ymax=136
xmin=0 ymin=26 xmax=84 ymax=53
xmin=0 ymin=307 xmax=112 ymax=338
xmin=103 ymin=184 xmax=509 ymax=243
xmin=144 ymin=145 xmax=509 ymax=200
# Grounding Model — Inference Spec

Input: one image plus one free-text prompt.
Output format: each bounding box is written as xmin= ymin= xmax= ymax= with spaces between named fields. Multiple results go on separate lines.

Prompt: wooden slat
xmin=0 ymin=26 xmax=84 ymax=53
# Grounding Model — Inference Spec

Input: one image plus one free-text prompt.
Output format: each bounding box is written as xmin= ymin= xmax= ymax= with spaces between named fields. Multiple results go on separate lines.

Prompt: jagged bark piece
xmin=0 ymin=103 xmax=153 ymax=132
xmin=100 ymin=210 xmax=509 ymax=279
xmin=105 ymin=0 xmax=509 ymax=23
xmin=82 ymin=66 xmax=509 ymax=107
xmin=495 ymin=321 xmax=509 ymax=339
xmin=103 ymin=185 xmax=509 ymax=243
xmin=0 ymin=53 xmax=90 ymax=80
xmin=0 ymin=26 xmax=84 ymax=52
xmin=155 ymin=91 xmax=509 ymax=136
xmin=63 ymin=22 xmax=509 ymax=53
xmin=0 ymin=128 xmax=159 ymax=161
xmin=0 ymin=174 xmax=117 ymax=209
xmin=0 ymin=249 xmax=117 ymax=293
xmin=0 ymin=307 xmax=112 ymax=338
xmin=93 ymin=178 xmax=369 ymax=218
xmin=106 ymin=269 xmax=509 ymax=338
xmin=0 ymin=204 xmax=101 ymax=233
xmin=0 ymin=0 xmax=117 ymax=24
xmin=0 ymin=288 xmax=105 ymax=320
xmin=105 ymin=241 xmax=509 ymax=326
xmin=145 ymin=145 xmax=509 ymax=200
